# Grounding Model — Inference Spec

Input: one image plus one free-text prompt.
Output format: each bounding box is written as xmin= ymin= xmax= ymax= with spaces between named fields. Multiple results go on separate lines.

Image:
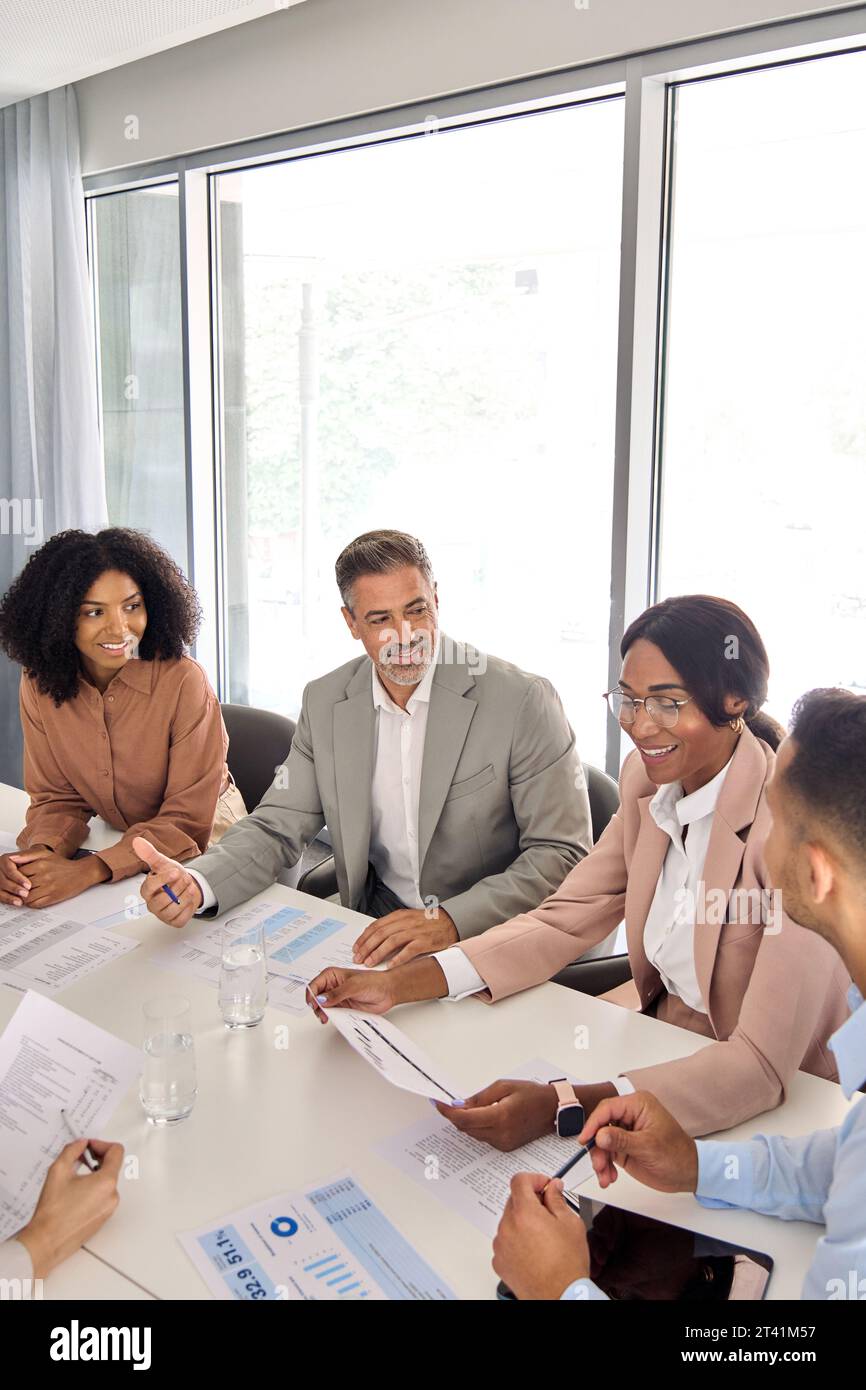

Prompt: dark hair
xmin=785 ymin=687 xmax=866 ymax=866
xmin=335 ymin=530 xmax=434 ymax=610
xmin=0 ymin=527 xmax=202 ymax=705
xmin=621 ymin=594 xmax=785 ymax=751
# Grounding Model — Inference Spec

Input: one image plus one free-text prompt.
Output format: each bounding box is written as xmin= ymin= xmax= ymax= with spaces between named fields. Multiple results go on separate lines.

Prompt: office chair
xmin=220 ymin=703 xmax=295 ymax=813
xmin=220 ymin=702 xmax=336 ymax=893
xmin=551 ymin=761 xmax=632 ymax=997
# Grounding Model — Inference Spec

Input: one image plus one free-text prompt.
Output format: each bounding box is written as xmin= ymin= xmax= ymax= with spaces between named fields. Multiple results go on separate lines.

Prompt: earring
xmin=730 ymin=716 xmax=744 ymax=733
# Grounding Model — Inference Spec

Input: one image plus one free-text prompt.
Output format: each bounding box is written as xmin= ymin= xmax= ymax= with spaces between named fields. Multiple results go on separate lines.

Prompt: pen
xmin=543 ymin=1136 xmax=597 ymax=1193
xmin=161 ymin=883 xmax=180 ymax=905
xmin=60 ymin=1110 xmax=100 ymax=1172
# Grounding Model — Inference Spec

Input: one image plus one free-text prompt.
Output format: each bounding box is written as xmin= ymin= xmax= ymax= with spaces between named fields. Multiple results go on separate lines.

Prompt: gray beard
xmin=377 ymin=657 xmax=430 ymax=686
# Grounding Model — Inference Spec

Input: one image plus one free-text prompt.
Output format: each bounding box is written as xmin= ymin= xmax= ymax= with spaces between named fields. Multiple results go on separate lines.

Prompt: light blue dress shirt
xmin=561 ymin=984 xmax=866 ymax=1302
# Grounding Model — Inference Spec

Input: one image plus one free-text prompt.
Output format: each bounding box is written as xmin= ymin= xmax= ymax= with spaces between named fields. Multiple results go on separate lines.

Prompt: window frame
xmin=82 ymin=4 xmax=866 ymax=776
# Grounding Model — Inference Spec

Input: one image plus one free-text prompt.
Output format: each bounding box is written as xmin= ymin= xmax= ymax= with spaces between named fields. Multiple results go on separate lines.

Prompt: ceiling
xmin=0 ymin=0 xmax=309 ymax=108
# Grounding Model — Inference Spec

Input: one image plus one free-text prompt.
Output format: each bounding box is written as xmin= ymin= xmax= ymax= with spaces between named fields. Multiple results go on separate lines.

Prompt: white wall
xmin=76 ymin=0 xmax=864 ymax=173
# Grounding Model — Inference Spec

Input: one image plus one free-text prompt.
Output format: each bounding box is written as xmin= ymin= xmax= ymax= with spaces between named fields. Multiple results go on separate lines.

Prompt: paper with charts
xmin=150 ymin=896 xmax=365 ymax=1015
xmin=324 ymin=1005 xmax=465 ymax=1105
xmin=375 ymin=1058 xmax=596 ymax=1238
xmin=0 ymin=831 xmax=140 ymax=997
xmin=179 ymin=1172 xmax=456 ymax=1300
xmin=0 ymin=900 xmax=138 ymax=999
xmin=0 ymin=991 xmax=141 ymax=1241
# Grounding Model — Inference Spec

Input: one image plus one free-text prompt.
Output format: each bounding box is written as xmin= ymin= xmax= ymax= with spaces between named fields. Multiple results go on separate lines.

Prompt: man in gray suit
xmin=137 ymin=530 xmax=591 ymax=965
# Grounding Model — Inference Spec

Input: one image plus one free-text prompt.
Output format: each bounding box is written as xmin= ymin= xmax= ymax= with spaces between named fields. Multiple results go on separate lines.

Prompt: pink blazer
xmin=461 ymin=727 xmax=851 ymax=1135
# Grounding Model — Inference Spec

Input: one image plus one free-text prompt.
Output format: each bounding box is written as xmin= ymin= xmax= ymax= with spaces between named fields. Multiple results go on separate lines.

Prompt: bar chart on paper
xmin=301 ymin=1250 xmax=371 ymax=1298
xmin=180 ymin=1174 xmax=456 ymax=1300
xmin=151 ymin=897 xmax=365 ymax=1011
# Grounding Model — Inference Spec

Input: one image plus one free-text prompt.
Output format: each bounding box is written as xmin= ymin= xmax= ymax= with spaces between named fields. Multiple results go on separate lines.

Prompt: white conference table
xmin=0 ymin=784 xmax=854 ymax=1302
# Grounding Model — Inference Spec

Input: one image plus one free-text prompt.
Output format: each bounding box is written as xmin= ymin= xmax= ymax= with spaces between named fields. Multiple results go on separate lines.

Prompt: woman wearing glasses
xmin=307 ymin=594 xmax=851 ymax=1138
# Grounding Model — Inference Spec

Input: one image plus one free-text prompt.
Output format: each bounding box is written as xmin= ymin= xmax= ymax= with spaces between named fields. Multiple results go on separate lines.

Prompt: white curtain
xmin=0 ymin=85 xmax=107 ymax=785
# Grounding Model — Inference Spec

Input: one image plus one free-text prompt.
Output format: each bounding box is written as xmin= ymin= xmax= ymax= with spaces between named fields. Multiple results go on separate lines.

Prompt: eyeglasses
xmin=603 ymin=689 xmax=692 ymax=728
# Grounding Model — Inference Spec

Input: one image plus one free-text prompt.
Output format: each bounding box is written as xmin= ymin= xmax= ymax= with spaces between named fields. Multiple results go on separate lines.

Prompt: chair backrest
xmin=220 ymin=703 xmax=296 ymax=813
xmin=585 ymin=762 xmax=620 ymax=844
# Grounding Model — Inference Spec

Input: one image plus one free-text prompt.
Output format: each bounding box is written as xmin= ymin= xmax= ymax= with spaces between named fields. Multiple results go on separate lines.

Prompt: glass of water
xmin=140 ymin=995 xmax=197 ymax=1125
xmin=219 ymin=920 xmax=267 ymax=1029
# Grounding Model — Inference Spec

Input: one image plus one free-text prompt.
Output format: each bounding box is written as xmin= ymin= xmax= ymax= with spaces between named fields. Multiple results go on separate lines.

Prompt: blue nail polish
xmin=316 ymin=995 xmax=328 ymax=1004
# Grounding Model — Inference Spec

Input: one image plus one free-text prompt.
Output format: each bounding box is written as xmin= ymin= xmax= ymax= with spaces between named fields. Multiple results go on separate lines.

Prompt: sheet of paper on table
xmin=179 ymin=1171 xmax=456 ymax=1301
xmin=0 ymin=991 xmax=141 ymax=1241
xmin=55 ymin=873 xmax=149 ymax=931
xmin=0 ymin=831 xmax=142 ymax=996
xmin=150 ymin=895 xmax=369 ymax=1015
xmin=0 ymin=832 xmax=154 ymax=930
xmin=375 ymin=1058 xmax=597 ymax=1238
xmin=0 ymin=901 xmax=138 ymax=999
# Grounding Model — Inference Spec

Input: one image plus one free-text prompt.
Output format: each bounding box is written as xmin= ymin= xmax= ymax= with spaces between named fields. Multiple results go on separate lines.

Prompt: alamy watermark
xmin=674 ymin=882 xmax=783 ymax=934
xmin=0 ymin=497 xmax=43 ymax=545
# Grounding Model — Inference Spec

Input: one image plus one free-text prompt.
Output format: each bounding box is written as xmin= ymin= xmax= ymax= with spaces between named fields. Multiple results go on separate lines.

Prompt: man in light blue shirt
xmin=492 ymin=687 xmax=866 ymax=1301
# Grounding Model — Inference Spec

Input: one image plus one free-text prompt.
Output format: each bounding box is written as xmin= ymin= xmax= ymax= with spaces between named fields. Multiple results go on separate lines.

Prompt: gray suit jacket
xmin=187 ymin=635 xmax=591 ymax=937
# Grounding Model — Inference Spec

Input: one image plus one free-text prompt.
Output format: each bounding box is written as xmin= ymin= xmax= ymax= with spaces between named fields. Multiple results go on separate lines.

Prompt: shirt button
xmin=101 ymin=771 xmax=109 ymax=777
xmin=107 ymin=696 xmax=114 ymax=702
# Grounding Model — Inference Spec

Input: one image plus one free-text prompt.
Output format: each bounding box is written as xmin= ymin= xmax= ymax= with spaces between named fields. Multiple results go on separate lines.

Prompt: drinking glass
xmin=139 ymin=995 xmax=197 ymax=1125
xmin=219 ymin=920 xmax=267 ymax=1029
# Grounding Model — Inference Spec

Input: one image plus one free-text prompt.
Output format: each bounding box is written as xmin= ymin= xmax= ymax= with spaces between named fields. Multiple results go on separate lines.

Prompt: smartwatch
xmin=549 ymin=1078 xmax=585 ymax=1139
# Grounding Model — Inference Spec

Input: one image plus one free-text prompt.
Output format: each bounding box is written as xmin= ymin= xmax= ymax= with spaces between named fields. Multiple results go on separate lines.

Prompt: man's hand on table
xmin=351 ymin=907 xmax=458 ymax=967
xmin=135 ymin=837 xmax=203 ymax=926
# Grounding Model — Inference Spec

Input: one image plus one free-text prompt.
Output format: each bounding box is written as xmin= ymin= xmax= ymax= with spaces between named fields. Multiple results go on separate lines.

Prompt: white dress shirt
xmin=640 ymin=754 xmax=734 ymax=1014
xmin=366 ymin=638 xmax=438 ymax=907
xmin=191 ymin=637 xmax=441 ymax=913
xmin=433 ymin=755 xmax=735 ymax=1097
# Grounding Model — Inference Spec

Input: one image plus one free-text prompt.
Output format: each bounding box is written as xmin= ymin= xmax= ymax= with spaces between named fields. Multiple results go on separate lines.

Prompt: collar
xmin=649 ymin=752 xmax=734 ymax=831
xmin=371 ymin=631 xmax=441 ymax=714
xmin=829 ymin=985 xmax=866 ymax=1100
xmin=77 ymin=654 xmax=156 ymax=697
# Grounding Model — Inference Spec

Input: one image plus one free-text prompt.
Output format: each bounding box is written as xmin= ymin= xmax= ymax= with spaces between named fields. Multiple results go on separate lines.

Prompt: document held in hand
xmin=322 ymin=1005 xmax=465 ymax=1105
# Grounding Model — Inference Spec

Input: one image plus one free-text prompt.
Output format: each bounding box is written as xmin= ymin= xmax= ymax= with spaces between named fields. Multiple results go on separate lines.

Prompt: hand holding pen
xmin=60 ymin=1109 xmax=101 ymax=1172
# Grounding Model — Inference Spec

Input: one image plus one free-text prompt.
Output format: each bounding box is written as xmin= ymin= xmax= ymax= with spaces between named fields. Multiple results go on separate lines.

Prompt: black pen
xmin=60 ymin=1109 xmax=100 ymax=1172
xmin=543 ymin=1137 xmax=597 ymax=1193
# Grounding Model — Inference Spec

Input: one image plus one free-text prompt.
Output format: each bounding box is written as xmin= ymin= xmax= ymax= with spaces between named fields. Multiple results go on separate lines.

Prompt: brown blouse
xmin=17 ymin=655 xmax=231 ymax=881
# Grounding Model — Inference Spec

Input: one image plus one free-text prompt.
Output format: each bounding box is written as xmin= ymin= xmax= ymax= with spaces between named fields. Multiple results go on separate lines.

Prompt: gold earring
xmin=730 ymin=716 xmax=744 ymax=733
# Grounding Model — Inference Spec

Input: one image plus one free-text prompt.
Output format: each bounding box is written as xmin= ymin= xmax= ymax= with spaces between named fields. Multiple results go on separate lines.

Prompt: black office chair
xmin=220 ymin=702 xmax=339 ymax=896
xmin=585 ymin=762 xmax=620 ymax=845
xmin=551 ymin=761 xmax=632 ymax=997
xmin=220 ymin=703 xmax=296 ymax=813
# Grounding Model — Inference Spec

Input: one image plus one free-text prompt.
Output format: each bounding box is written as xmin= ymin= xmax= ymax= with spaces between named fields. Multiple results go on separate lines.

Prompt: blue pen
xmin=161 ymin=883 xmax=180 ymax=905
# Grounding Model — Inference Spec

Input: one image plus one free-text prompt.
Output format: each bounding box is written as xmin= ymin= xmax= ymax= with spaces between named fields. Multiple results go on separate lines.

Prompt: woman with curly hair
xmin=0 ymin=528 xmax=246 ymax=907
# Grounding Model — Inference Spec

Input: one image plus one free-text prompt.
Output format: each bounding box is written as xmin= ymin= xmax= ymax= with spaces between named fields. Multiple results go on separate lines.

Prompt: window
xmin=90 ymin=185 xmax=188 ymax=571
xmin=213 ymin=98 xmax=624 ymax=764
xmin=658 ymin=54 xmax=866 ymax=723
